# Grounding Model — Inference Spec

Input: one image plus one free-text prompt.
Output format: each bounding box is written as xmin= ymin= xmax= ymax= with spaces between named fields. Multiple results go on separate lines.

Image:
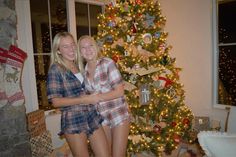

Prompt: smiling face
xmin=58 ymin=36 xmax=77 ymax=63
xmin=79 ymin=37 xmax=98 ymax=62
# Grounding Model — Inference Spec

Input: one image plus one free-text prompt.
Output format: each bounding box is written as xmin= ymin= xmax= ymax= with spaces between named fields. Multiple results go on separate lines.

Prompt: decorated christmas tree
xmin=96 ymin=0 xmax=194 ymax=156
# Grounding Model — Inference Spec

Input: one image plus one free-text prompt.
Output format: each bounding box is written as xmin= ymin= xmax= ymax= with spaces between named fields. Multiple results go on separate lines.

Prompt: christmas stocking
xmin=5 ymin=45 xmax=27 ymax=107
xmin=0 ymin=48 xmax=8 ymax=107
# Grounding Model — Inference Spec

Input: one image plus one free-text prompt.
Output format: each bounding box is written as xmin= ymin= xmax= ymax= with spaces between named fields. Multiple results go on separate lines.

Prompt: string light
xmin=95 ymin=0 xmax=194 ymax=155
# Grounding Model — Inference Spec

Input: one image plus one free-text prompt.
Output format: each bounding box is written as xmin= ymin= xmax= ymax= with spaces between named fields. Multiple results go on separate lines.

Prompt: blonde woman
xmin=47 ymin=32 xmax=109 ymax=157
xmin=78 ymin=35 xmax=130 ymax=157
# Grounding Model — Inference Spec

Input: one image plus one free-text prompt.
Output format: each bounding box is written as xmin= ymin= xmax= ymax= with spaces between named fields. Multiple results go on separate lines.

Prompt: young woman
xmin=78 ymin=35 xmax=130 ymax=157
xmin=47 ymin=32 xmax=109 ymax=157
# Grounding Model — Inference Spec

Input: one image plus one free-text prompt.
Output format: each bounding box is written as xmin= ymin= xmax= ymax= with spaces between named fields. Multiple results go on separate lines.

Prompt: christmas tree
xmin=96 ymin=0 xmax=194 ymax=156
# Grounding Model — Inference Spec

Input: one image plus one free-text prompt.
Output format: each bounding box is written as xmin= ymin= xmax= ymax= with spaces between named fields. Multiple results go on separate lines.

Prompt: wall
xmin=43 ymin=1 xmax=230 ymax=149
xmin=159 ymin=0 xmax=227 ymax=129
xmin=16 ymin=0 xmax=229 ymax=144
xmin=0 ymin=0 xmax=31 ymax=156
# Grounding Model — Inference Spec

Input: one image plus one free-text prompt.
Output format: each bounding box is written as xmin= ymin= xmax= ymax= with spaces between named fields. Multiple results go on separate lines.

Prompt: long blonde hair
xmin=77 ymin=35 xmax=103 ymax=62
xmin=50 ymin=32 xmax=84 ymax=72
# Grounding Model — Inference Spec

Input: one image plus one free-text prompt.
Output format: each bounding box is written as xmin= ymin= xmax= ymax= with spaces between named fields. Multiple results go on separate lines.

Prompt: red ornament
xmin=183 ymin=118 xmax=190 ymax=125
xmin=173 ymin=134 xmax=181 ymax=143
xmin=153 ymin=124 xmax=161 ymax=134
xmin=131 ymin=24 xmax=137 ymax=33
xmin=171 ymin=122 xmax=177 ymax=127
xmin=112 ymin=55 xmax=119 ymax=62
xmin=108 ymin=3 xmax=113 ymax=8
xmin=158 ymin=76 xmax=172 ymax=87
xmin=109 ymin=14 xmax=115 ymax=20
xmin=135 ymin=0 xmax=142 ymax=5
xmin=137 ymin=13 xmax=142 ymax=18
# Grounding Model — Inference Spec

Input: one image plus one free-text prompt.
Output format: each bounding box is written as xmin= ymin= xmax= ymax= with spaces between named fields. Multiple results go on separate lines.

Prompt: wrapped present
xmin=30 ymin=130 xmax=53 ymax=157
xmin=27 ymin=109 xmax=46 ymax=137
xmin=193 ymin=116 xmax=210 ymax=132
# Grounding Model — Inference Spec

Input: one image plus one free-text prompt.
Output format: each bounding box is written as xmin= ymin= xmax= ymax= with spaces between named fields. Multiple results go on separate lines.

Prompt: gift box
xmin=193 ymin=116 xmax=210 ymax=132
xmin=27 ymin=109 xmax=47 ymax=137
xmin=30 ymin=130 xmax=53 ymax=157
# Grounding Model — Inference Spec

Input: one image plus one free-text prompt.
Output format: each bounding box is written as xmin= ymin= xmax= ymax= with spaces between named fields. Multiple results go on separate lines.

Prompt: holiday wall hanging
xmin=0 ymin=45 xmax=27 ymax=108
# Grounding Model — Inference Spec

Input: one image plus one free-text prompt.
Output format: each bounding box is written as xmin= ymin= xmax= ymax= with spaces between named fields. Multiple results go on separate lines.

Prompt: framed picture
xmin=193 ymin=116 xmax=210 ymax=132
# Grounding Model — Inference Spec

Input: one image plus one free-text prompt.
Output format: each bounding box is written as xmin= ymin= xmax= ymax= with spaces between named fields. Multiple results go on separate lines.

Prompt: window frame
xmin=75 ymin=0 xmax=105 ymax=37
xmin=213 ymin=0 xmax=236 ymax=109
xmin=16 ymin=0 xmax=105 ymax=112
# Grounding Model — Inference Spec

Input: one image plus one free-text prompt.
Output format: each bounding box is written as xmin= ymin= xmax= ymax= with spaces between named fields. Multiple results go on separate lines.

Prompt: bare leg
xmin=65 ymin=132 xmax=89 ymax=157
xmin=89 ymin=126 xmax=110 ymax=157
xmin=103 ymin=125 xmax=112 ymax=156
xmin=112 ymin=120 xmax=130 ymax=157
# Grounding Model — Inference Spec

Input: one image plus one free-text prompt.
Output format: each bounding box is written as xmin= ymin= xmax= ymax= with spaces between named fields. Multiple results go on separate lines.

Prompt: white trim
xmin=67 ymin=0 xmax=77 ymax=41
xmin=15 ymin=0 xmax=39 ymax=113
xmin=48 ymin=0 xmax=53 ymax=46
xmin=213 ymin=0 xmax=219 ymax=108
xmin=88 ymin=4 xmax=91 ymax=35
xmin=213 ymin=0 xmax=236 ymax=108
xmin=76 ymin=0 xmax=107 ymax=6
xmin=218 ymin=43 xmax=236 ymax=46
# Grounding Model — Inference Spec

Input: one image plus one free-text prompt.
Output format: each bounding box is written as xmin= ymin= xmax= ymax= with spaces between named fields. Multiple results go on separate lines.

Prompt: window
xmin=75 ymin=1 xmax=103 ymax=37
xmin=30 ymin=0 xmax=68 ymax=110
xmin=29 ymin=0 xmax=103 ymax=110
xmin=213 ymin=0 xmax=236 ymax=107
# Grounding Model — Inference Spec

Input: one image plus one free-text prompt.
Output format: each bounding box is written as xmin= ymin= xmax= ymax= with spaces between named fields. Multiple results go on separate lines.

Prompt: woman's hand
xmin=51 ymin=94 xmax=103 ymax=107
xmin=81 ymin=93 xmax=103 ymax=104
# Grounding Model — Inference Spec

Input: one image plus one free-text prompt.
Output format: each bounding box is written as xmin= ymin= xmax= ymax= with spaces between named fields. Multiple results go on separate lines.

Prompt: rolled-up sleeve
xmin=47 ymin=64 xmax=64 ymax=102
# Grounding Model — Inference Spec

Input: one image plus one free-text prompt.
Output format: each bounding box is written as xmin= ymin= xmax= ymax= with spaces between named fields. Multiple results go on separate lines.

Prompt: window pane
xmin=218 ymin=1 xmax=236 ymax=43
xmin=75 ymin=2 xmax=89 ymax=37
xmin=90 ymin=4 xmax=102 ymax=36
xmin=50 ymin=0 xmax=68 ymax=36
xmin=30 ymin=0 xmax=49 ymax=54
xmin=218 ymin=45 xmax=236 ymax=105
xmin=30 ymin=0 xmax=67 ymax=110
xmin=41 ymin=23 xmax=51 ymax=53
xmin=34 ymin=55 xmax=53 ymax=110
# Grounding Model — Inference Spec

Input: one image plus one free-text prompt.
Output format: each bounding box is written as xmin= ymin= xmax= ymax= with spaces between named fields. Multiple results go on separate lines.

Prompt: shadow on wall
xmin=45 ymin=110 xmax=66 ymax=149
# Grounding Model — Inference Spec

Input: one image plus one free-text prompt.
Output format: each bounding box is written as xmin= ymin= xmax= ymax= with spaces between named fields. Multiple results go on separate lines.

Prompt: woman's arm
xmin=47 ymin=64 xmax=101 ymax=108
xmin=98 ymin=83 xmax=124 ymax=102
xmin=52 ymin=83 xmax=124 ymax=108
xmin=51 ymin=94 xmax=100 ymax=108
xmin=96 ymin=58 xmax=125 ymax=101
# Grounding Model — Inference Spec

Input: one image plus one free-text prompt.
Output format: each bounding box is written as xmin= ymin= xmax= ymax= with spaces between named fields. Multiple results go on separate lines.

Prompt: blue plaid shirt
xmin=47 ymin=63 xmax=104 ymax=135
xmin=47 ymin=63 xmax=86 ymax=111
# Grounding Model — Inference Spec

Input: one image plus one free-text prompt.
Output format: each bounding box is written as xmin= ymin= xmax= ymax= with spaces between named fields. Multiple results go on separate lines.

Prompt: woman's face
xmin=58 ymin=36 xmax=76 ymax=63
xmin=79 ymin=38 xmax=98 ymax=62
